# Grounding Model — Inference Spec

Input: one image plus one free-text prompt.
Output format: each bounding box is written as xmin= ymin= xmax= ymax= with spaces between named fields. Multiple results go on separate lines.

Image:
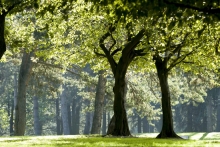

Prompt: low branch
xmin=133 ymin=49 xmax=147 ymax=57
xmin=167 ymin=50 xmax=194 ymax=71
xmin=94 ymin=48 xmax=106 ymax=58
xmin=164 ymin=0 xmax=220 ymax=14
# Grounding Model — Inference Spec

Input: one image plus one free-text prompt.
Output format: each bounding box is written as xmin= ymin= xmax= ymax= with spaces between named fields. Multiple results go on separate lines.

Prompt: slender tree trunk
xmin=138 ymin=115 xmax=142 ymax=133
xmin=67 ymin=103 xmax=71 ymax=133
xmin=154 ymin=55 xmax=180 ymax=138
xmin=91 ymin=70 xmax=106 ymax=134
xmin=0 ymin=14 xmax=6 ymax=59
xmin=186 ymin=102 xmax=193 ymax=132
xmin=206 ymin=90 xmax=213 ymax=132
xmin=71 ymin=98 xmax=76 ymax=134
xmin=142 ymin=117 xmax=149 ymax=133
xmin=84 ymin=110 xmax=91 ymax=134
xmin=102 ymin=109 xmax=107 ymax=135
xmin=11 ymin=74 xmax=18 ymax=136
xmin=14 ymin=51 xmax=33 ymax=136
xmin=60 ymin=85 xmax=70 ymax=135
xmin=33 ymin=96 xmax=42 ymax=135
xmin=102 ymin=97 xmax=107 ymax=135
xmin=217 ymin=104 xmax=220 ymax=131
xmin=56 ymin=98 xmax=62 ymax=135
xmin=72 ymin=96 xmax=81 ymax=134
xmin=10 ymin=99 xmax=14 ymax=136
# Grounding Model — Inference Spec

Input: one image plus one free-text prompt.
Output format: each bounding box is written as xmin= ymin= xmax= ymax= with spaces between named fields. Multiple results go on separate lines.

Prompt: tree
xmin=0 ymin=0 xmax=39 ymax=59
xmin=14 ymin=51 xmax=33 ymax=136
xmin=91 ymin=70 xmax=106 ymax=134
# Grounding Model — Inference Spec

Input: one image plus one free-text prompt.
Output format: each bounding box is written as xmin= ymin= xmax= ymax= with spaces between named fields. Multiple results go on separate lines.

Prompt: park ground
xmin=1 ymin=133 xmax=220 ymax=147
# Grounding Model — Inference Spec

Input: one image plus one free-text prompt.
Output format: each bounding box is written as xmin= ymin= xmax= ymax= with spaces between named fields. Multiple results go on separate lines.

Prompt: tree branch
xmin=167 ymin=50 xmax=194 ymax=71
xmin=99 ymin=25 xmax=117 ymax=74
xmin=122 ymin=29 xmax=146 ymax=57
xmin=111 ymin=47 xmax=122 ymax=56
xmin=164 ymin=0 xmax=220 ymax=14
xmin=94 ymin=48 xmax=106 ymax=58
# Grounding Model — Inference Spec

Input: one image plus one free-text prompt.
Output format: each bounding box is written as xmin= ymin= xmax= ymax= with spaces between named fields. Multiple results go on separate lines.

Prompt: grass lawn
xmin=0 ymin=133 xmax=220 ymax=147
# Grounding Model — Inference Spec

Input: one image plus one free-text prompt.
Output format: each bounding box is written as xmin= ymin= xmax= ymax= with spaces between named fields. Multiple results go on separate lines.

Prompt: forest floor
xmin=0 ymin=133 xmax=220 ymax=147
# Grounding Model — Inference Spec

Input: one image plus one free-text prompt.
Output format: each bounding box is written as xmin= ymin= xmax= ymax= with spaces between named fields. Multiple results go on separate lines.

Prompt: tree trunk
xmin=33 ymin=96 xmax=42 ymax=135
xmin=14 ymin=51 xmax=33 ymax=136
xmin=60 ymin=85 xmax=70 ymax=135
xmin=154 ymin=56 xmax=180 ymax=138
xmin=84 ymin=110 xmax=91 ymax=135
xmin=72 ymin=96 xmax=81 ymax=134
xmin=56 ymin=98 xmax=62 ymax=135
xmin=102 ymin=98 xmax=107 ymax=135
xmin=0 ymin=14 xmax=6 ymax=59
xmin=91 ymin=70 xmax=106 ymax=134
xmin=102 ymin=109 xmax=107 ymax=135
xmin=206 ymin=90 xmax=213 ymax=132
xmin=99 ymin=28 xmax=145 ymax=136
xmin=216 ymin=103 xmax=220 ymax=131
xmin=67 ymin=103 xmax=71 ymax=133
xmin=107 ymin=72 xmax=130 ymax=136
xmin=138 ymin=115 xmax=142 ymax=133
xmin=9 ymin=99 xmax=14 ymax=136
xmin=186 ymin=102 xmax=193 ymax=132
xmin=142 ymin=116 xmax=149 ymax=133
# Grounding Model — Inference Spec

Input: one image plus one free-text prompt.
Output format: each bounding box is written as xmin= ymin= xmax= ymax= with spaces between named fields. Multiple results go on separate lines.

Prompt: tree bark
xmin=33 ymin=96 xmax=42 ymax=135
xmin=14 ymin=51 xmax=33 ymax=136
xmin=186 ymin=102 xmax=193 ymax=132
xmin=142 ymin=116 xmax=149 ymax=133
xmin=91 ymin=70 xmax=106 ymax=134
xmin=60 ymin=85 xmax=70 ymax=135
xmin=72 ymin=96 xmax=81 ymax=134
xmin=56 ymin=98 xmax=62 ymax=135
xmin=138 ymin=115 xmax=142 ymax=133
xmin=0 ymin=14 xmax=6 ymax=59
xmin=154 ymin=55 xmax=180 ymax=138
xmin=9 ymin=99 xmax=14 ymax=136
xmin=102 ymin=108 xmax=107 ymax=135
xmin=84 ymin=99 xmax=91 ymax=135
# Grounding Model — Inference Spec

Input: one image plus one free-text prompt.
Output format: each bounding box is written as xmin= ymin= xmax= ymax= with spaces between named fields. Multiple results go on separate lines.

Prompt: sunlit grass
xmin=0 ymin=133 xmax=220 ymax=147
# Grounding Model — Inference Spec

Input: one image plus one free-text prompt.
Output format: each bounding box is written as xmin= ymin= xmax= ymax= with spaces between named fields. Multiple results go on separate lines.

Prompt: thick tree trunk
xmin=60 ymin=85 xmax=70 ymax=135
xmin=91 ymin=70 xmax=106 ymax=134
xmin=56 ymin=98 xmax=62 ymax=135
xmin=107 ymin=73 xmax=130 ymax=136
xmin=154 ymin=56 xmax=180 ymax=138
xmin=0 ymin=14 xmax=6 ymax=59
xmin=14 ymin=51 xmax=33 ymax=136
xmin=33 ymin=96 xmax=42 ymax=135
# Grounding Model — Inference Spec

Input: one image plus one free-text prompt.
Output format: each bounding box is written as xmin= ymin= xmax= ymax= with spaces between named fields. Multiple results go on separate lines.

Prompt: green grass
xmin=0 ymin=133 xmax=220 ymax=147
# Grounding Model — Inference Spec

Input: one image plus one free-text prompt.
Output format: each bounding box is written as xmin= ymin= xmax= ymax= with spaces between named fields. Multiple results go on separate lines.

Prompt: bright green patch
xmin=0 ymin=134 xmax=220 ymax=147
